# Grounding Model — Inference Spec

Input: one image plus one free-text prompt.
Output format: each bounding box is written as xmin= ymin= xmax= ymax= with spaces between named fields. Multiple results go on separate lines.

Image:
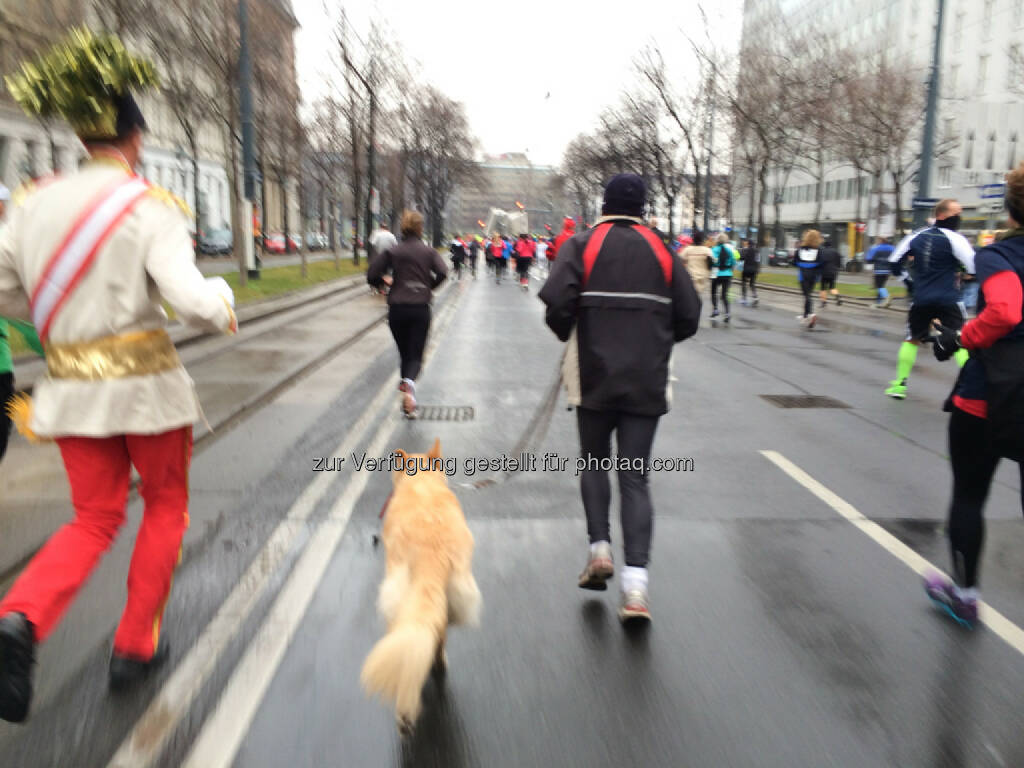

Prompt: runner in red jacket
xmin=548 ymin=217 xmax=576 ymax=262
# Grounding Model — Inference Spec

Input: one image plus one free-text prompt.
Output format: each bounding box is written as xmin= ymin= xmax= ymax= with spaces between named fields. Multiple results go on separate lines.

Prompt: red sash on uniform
xmin=30 ymin=176 xmax=150 ymax=341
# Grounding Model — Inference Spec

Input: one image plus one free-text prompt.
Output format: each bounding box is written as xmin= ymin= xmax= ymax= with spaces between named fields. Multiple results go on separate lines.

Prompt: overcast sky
xmin=292 ymin=0 xmax=743 ymax=168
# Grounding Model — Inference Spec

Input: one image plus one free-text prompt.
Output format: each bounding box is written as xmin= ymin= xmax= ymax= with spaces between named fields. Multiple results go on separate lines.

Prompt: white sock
xmin=621 ymin=566 xmax=648 ymax=593
xmin=402 ymin=378 xmax=416 ymax=395
xmin=955 ymin=586 xmax=979 ymax=602
xmin=590 ymin=540 xmax=611 ymax=557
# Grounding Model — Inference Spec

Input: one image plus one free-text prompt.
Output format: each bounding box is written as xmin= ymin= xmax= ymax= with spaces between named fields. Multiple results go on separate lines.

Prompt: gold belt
xmin=44 ymin=329 xmax=182 ymax=380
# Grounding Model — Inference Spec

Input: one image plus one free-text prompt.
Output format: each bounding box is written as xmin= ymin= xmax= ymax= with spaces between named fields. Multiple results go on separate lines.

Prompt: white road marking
xmin=108 ymin=285 xmax=462 ymax=768
xmin=761 ymin=450 xmax=1024 ymax=657
xmin=182 ymin=396 xmax=398 ymax=767
xmin=180 ymin=289 xmax=463 ymax=768
xmin=106 ymin=378 xmax=395 ymax=768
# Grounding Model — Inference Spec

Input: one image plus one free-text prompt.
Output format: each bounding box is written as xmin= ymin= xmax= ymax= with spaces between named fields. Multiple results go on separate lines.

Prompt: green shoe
xmin=885 ymin=380 xmax=907 ymax=399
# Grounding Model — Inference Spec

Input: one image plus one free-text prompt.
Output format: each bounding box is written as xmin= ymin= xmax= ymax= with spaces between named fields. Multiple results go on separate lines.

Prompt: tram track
xmin=0 ymin=278 xmax=447 ymax=587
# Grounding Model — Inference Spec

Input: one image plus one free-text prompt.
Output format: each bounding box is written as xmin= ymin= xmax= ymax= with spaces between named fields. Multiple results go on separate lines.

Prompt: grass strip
xmin=755 ymin=271 xmax=908 ymax=299
xmin=8 ymin=258 xmax=366 ymax=358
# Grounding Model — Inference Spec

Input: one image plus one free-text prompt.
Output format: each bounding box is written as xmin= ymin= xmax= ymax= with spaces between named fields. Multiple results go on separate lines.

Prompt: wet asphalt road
xmin=3 ymin=268 xmax=1024 ymax=767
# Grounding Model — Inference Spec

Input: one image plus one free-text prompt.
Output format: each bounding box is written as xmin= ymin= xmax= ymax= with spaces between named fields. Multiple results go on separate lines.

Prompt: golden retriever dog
xmin=361 ymin=439 xmax=482 ymax=735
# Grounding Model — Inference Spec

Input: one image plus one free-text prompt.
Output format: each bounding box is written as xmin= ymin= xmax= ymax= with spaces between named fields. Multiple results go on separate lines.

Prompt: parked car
xmin=199 ymin=228 xmax=233 ymax=255
xmin=769 ymin=249 xmax=791 ymax=267
xmin=305 ymin=231 xmax=328 ymax=250
xmin=264 ymin=233 xmax=287 ymax=254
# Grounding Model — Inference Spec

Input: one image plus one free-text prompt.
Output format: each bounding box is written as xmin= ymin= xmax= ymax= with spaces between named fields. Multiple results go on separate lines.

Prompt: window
xmin=983 ymin=0 xmax=994 ymax=40
xmin=987 ymin=132 xmax=997 ymax=170
xmin=826 ymin=181 xmax=834 ymax=200
xmin=965 ymin=130 xmax=976 ymax=170
xmin=939 ymin=165 xmax=952 ymax=188
xmin=954 ymin=13 xmax=964 ymax=53
xmin=979 ymin=54 xmax=990 ymax=93
xmin=1011 ymin=45 xmax=1022 ymax=90
xmin=948 ymin=64 xmax=959 ymax=95
xmin=1009 ymin=132 xmax=1019 ymax=170
xmin=945 ymin=117 xmax=956 ymax=141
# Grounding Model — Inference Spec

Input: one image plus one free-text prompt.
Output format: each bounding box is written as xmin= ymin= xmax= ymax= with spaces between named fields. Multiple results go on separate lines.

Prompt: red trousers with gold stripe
xmin=0 ymin=427 xmax=191 ymax=660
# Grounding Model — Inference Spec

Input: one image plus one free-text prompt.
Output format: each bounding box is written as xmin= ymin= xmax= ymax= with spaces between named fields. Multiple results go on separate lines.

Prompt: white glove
xmin=206 ymin=276 xmax=235 ymax=309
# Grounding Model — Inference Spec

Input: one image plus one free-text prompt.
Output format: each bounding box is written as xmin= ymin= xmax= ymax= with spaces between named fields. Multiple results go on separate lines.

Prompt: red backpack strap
xmin=631 ymin=225 xmax=674 ymax=285
xmin=581 ymin=222 xmax=614 ymax=286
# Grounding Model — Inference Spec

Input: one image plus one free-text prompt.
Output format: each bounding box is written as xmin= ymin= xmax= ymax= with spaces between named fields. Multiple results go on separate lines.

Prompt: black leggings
xmin=711 ymin=276 xmax=731 ymax=313
xmin=947 ymin=407 xmax=1024 ymax=587
xmin=800 ymin=269 xmax=820 ymax=316
xmin=577 ymin=407 xmax=660 ymax=567
xmin=741 ymin=271 xmax=758 ymax=300
xmin=0 ymin=372 xmax=12 ymax=463
xmin=388 ymin=304 xmax=431 ymax=381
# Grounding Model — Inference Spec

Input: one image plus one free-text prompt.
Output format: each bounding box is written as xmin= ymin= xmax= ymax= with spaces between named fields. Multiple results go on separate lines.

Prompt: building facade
xmin=447 ymin=153 xmax=570 ymax=236
xmin=733 ymin=0 xmax=1023 ymax=253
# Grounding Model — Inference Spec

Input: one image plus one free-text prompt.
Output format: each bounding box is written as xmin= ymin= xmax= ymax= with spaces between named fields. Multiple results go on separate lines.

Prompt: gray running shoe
xmin=578 ymin=542 xmax=614 ymax=590
xmin=618 ymin=588 xmax=651 ymax=623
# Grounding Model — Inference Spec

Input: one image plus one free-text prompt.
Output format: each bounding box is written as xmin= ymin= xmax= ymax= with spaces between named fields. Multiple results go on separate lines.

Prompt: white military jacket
xmin=0 ymin=156 xmax=234 ymax=438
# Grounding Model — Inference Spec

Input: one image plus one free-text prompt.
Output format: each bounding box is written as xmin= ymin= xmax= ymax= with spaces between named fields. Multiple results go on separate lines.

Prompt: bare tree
xmin=406 ymin=87 xmax=476 ymax=246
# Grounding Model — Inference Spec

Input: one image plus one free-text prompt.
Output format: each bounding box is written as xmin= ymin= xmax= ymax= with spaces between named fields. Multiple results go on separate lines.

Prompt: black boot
xmin=109 ymin=642 xmax=170 ymax=692
xmin=0 ymin=612 xmax=36 ymax=723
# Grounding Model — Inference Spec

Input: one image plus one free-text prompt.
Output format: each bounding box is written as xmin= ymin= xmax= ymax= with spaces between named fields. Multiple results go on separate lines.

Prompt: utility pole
xmin=912 ymin=0 xmax=947 ymax=230
xmin=703 ymin=73 xmax=716 ymax=234
xmin=238 ymin=0 xmax=259 ymax=279
xmin=366 ymin=88 xmax=376 ymax=266
xmin=339 ymin=22 xmax=376 ymax=266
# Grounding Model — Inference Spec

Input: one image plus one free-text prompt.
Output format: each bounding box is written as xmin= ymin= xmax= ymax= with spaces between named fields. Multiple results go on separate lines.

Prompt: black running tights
xmin=711 ymin=276 xmax=731 ymax=313
xmin=741 ymin=271 xmax=758 ymax=300
xmin=577 ymin=407 xmax=660 ymax=567
xmin=388 ymin=303 xmax=431 ymax=381
xmin=800 ymin=269 xmax=819 ymax=316
xmin=947 ymin=407 xmax=1024 ymax=587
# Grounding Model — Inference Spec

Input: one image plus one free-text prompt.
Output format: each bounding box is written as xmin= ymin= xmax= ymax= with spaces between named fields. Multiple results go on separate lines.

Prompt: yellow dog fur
xmin=360 ymin=439 xmax=482 ymax=735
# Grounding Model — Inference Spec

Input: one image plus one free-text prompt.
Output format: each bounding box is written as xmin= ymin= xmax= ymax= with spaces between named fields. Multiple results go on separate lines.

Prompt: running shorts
xmin=906 ymin=302 xmax=967 ymax=342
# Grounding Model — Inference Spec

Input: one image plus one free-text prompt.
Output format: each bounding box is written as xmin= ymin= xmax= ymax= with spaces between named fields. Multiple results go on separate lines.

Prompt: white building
xmin=734 ymin=0 xmax=1024 ymax=253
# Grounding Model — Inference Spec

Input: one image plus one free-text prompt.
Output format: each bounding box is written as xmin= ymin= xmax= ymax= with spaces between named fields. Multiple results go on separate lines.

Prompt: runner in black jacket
xmin=539 ymin=173 xmax=701 ymax=624
xmin=818 ymin=239 xmax=842 ymax=308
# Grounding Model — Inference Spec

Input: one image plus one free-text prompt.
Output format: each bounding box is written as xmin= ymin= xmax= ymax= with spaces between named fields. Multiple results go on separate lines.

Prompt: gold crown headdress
xmin=5 ymin=27 xmax=159 ymax=141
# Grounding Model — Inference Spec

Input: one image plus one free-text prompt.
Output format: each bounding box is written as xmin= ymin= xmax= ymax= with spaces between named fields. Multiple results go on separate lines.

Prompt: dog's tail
xmin=361 ymin=560 xmax=447 ymax=722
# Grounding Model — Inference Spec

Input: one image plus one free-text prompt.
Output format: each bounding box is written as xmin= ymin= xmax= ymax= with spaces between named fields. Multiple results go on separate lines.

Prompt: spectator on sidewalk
xmin=367 ymin=210 xmax=448 ymax=418
xmin=539 ymin=173 xmax=701 ymax=624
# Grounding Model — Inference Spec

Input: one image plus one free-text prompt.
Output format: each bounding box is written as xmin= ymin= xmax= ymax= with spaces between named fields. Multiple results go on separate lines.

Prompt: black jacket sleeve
xmin=538 ymin=235 xmax=583 ymax=342
xmin=366 ymin=248 xmax=391 ymax=287
xmin=430 ymin=249 xmax=449 ymax=289
xmin=671 ymin=254 xmax=702 ymax=342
